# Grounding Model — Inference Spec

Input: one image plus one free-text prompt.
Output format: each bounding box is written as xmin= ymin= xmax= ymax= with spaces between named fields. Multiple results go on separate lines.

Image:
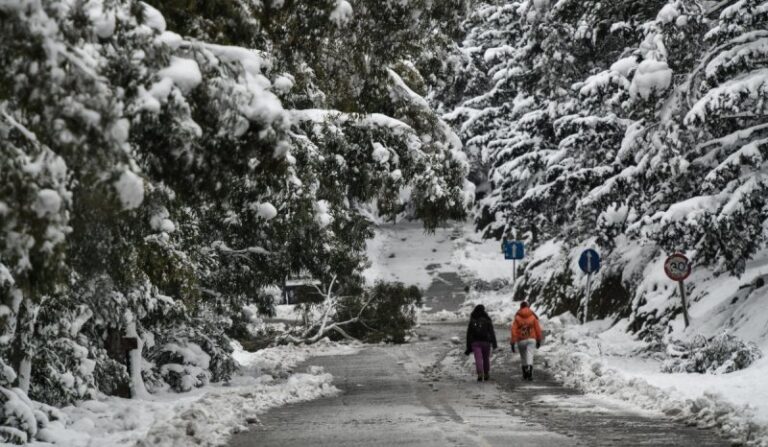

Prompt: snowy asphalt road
xmin=230 ymin=224 xmax=729 ymax=446
xmin=228 ymin=323 xmax=729 ymax=447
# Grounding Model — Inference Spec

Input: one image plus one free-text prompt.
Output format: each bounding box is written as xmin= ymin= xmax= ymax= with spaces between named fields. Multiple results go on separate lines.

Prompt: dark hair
xmin=520 ymin=301 xmax=529 ymax=308
xmin=471 ymin=304 xmax=488 ymax=319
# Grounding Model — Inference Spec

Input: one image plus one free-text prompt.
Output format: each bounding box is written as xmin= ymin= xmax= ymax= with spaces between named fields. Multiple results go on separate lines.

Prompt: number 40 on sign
xmin=664 ymin=253 xmax=692 ymax=328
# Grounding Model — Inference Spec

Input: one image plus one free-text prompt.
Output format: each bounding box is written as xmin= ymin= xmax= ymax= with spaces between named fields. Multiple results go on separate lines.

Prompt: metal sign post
xmin=512 ymin=243 xmax=518 ymax=284
xmin=678 ymin=280 xmax=690 ymax=327
xmin=578 ymin=249 xmax=601 ymax=324
xmin=664 ymin=253 xmax=692 ymax=327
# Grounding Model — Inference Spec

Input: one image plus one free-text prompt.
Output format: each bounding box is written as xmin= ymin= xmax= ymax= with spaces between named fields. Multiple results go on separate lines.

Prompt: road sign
xmin=502 ymin=240 xmax=524 ymax=285
xmin=503 ymin=241 xmax=524 ymax=260
xmin=578 ymin=249 xmax=601 ymax=274
xmin=664 ymin=253 xmax=691 ymax=281
xmin=665 ymin=253 xmax=692 ymax=327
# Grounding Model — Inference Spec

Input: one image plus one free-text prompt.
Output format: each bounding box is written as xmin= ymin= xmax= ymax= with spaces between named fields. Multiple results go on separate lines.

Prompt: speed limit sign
xmin=664 ymin=253 xmax=692 ymax=327
xmin=664 ymin=253 xmax=691 ymax=281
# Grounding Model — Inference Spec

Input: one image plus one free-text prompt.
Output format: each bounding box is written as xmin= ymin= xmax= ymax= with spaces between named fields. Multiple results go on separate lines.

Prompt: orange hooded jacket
xmin=510 ymin=307 xmax=543 ymax=343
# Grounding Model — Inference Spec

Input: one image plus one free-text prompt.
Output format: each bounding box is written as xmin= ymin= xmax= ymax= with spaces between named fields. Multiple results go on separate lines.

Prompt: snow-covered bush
xmin=662 ymin=334 xmax=763 ymax=374
xmin=29 ymin=338 xmax=96 ymax=407
xmin=147 ymin=317 xmax=236 ymax=392
xmin=0 ymin=382 xmax=64 ymax=445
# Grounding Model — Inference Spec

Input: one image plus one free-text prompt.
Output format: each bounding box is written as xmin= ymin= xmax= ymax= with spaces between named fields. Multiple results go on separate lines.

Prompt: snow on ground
xmin=365 ymin=221 xmax=768 ymax=444
xmin=542 ymin=316 xmax=768 ymax=446
xmin=363 ymin=222 xmax=461 ymax=289
xmin=450 ymin=227 xmax=512 ymax=282
xmin=438 ymin=225 xmax=768 ymax=445
xmin=29 ymin=341 xmax=358 ymax=447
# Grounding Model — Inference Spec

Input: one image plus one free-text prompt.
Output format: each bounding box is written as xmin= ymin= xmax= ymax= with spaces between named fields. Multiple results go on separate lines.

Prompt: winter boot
xmin=483 ymin=373 xmax=490 ymax=381
xmin=477 ymin=374 xmax=483 ymax=382
xmin=526 ymin=366 xmax=534 ymax=381
xmin=521 ymin=366 xmax=527 ymax=380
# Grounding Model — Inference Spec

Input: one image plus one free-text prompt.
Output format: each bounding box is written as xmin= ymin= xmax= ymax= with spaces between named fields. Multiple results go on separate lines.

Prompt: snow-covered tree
xmin=0 ymin=0 xmax=473 ymax=439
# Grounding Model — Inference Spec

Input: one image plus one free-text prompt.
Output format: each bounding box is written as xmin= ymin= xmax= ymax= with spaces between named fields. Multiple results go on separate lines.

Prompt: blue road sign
xmin=579 ymin=249 xmax=601 ymax=274
xmin=503 ymin=241 xmax=525 ymax=260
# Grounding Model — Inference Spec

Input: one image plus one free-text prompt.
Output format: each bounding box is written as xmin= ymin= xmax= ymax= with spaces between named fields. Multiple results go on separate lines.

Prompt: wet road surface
xmin=230 ymin=224 xmax=730 ymax=446
xmin=229 ymin=323 xmax=730 ymax=447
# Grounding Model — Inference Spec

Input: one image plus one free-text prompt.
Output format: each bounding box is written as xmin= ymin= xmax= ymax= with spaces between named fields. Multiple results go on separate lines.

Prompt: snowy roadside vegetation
xmin=25 ymin=340 xmax=354 ymax=447
xmin=450 ymin=230 xmax=768 ymax=445
xmin=438 ymin=0 xmax=768 ymax=339
xmin=434 ymin=2 xmax=768 ymax=440
xmin=543 ymin=316 xmax=768 ymax=446
xmin=0 ymin=0 xmax=472 ymax=443
xmin=3 ymin=0 xmax=768 ymax=444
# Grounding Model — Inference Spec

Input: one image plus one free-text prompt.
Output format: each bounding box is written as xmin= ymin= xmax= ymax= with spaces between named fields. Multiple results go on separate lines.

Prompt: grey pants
xmin=517 ymin=339 xmax=536 ymax=366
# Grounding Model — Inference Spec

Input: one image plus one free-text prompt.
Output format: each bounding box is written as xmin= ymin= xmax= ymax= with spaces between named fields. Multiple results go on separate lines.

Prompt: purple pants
xmin=471 ymin=341 xmax=491 ymax=375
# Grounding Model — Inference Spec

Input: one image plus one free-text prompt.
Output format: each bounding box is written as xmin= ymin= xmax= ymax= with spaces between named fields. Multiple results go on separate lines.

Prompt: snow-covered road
xmin=229 ymin=221 xmax=728 ymax=446
xmin=228 ymin=323 xmax=728 ymax=446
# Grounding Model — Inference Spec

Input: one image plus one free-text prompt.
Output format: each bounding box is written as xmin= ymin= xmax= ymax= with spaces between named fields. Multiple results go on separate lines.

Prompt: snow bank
xmin=542 ymin=316 xmax=768 ymax=446
xmin=30 ymin=340 xmax=357 ymax=446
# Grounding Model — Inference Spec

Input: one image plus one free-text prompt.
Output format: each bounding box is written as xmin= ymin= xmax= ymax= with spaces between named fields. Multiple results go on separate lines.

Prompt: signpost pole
xmin=584 ymin=272 xmax=591 ymax=324
xmin=678 ymin=280 xmax=690 ymax=328
xmin=512 ymin=242 xmax=517 ymax=284
xmin=513 ymin=258 xmax=517 ymax=284
xmin=584 ymin=250 xmax=593 ymax=323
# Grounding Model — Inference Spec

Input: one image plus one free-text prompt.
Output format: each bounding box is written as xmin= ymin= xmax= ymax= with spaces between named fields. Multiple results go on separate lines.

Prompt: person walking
xmin=510 ymin=301 xmax=543 ymax=381
xmin=464 ymin=304 xmax=498 ymax=382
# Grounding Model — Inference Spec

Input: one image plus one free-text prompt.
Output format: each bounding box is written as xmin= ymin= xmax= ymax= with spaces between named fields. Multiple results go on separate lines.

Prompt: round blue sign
xmin=579 ymin=249 xmax=601 ymax=274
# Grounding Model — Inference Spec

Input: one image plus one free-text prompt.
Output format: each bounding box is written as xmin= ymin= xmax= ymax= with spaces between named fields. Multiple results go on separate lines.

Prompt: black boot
xmin=483 ymin=372 xmax=490 ymax=381
xmin=521 ymin=365 xmax=527 ymax=379
xmin=526 ymin=366 xmax=534 ymax=381
xmin=477 ymin=374 xmax=483 ymax=382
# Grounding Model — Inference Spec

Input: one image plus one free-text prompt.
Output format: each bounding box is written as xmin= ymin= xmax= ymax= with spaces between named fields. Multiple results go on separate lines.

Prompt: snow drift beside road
xmin=543 ymin=316 xmax=768 ymax=446
xmin=29 ymin=340 xmax=357 ymax=447
xmin=449 ymin=225 xmax=768 ymax=446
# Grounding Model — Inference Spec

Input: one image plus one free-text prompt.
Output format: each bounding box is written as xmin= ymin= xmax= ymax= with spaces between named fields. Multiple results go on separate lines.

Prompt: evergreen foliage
xmin=0 ymin=0 xmax=470 ymax=441
xmin=441 ymin=0 xmax=768 ymax=332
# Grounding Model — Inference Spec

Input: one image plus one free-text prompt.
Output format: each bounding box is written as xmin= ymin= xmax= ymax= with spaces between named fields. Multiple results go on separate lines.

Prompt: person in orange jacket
xmin=510 ymin=301 xmax=543 ymax=381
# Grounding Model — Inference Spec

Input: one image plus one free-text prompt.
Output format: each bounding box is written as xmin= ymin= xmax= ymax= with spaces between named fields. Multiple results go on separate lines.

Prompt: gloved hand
xmin=536 ymin=340 xmax=541 ymax=349
xmin=510 ymin=344 xmax=516 ymax=353
xmin=492 ymin=344 xmax=498 ymax=351
xmin=464 ymin=349 xmax=471 ymax=356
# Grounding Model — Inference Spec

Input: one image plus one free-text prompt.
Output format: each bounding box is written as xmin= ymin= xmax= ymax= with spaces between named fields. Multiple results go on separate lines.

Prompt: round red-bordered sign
xmin=664 ymin=253 xmax=691 ymax=281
